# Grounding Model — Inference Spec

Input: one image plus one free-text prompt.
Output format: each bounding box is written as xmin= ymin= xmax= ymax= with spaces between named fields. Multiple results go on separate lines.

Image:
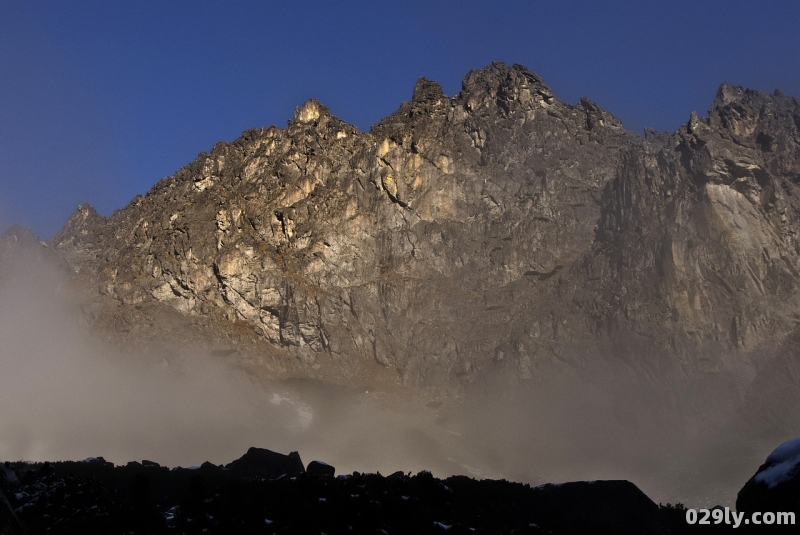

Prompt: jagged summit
xmin=715 ymin=81 xmax=748 ymax=106
xmin=60 ymin=202 xmax=103 ymax=230
xmin=461 ymin=62 xmax=552 ymax=97
xmin=293 ymin=98 xmax=330 ymax=125
xmin=711 ymin=81 xmax=799 ymax=111
xmin=411 ymin=77 xmax=445 ymax=103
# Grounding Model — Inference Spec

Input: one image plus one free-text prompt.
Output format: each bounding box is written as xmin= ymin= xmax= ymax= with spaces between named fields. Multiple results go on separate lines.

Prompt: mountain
xmin=8 ymin=62 xmax=800 ymax=453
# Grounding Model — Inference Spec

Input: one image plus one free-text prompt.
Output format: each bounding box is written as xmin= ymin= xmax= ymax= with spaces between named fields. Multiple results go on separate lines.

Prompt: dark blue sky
xmin=2 ymin=0 xmax=799 ymax=238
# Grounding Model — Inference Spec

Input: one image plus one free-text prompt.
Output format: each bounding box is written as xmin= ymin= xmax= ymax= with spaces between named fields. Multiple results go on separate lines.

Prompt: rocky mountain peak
xmin=52 ymin=202 xmax=104 ymax=244
xmin=459 ymin=62 xmax=555 ymax=116
xmin=714 ymin=81 xmax=746 ymax=107
xmin=707 ymin=83 xmax=800 ymax=141
xmin=461 ymin=62 xmax=549 ymax=95
xmin=293 ymin=98 xmax=331 ymax=126
xmin=1 ymin=225 xmax=39 ymax=248
xmin=411 ymin=77 xmax=445 ymax=103
xmin=50 ymin=203 xmax=107 ymax=274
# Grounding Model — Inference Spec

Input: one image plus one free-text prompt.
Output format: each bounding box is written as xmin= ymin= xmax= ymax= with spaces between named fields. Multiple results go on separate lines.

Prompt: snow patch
xmin=534 ymin=482 xmax=563 ymax=490
xmin=765 ymin=437 xmax=800 ymax=464
xmin=755 ymin=437 xmax=800 ymax=488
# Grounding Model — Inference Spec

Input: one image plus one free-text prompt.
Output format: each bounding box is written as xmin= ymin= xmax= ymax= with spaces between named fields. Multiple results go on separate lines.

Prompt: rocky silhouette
xmin=5 ymin=443 xmax=799 ymax=534
xmin=0 ymin=449 xmax=701 ymax=534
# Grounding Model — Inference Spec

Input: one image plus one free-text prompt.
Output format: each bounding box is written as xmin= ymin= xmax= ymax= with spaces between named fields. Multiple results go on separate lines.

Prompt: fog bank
xmin=0 ymin=252 xmax=786 ymax=509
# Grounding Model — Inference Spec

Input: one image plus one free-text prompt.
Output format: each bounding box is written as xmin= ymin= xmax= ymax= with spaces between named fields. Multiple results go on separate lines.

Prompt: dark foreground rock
xmin=0 ymin=487 xmax=25 ymax=535
xmin=737 ymin=437 xmax=800 ymax=516
xmin=224 ymin=447 xmax=305 ymax=479
xmin=1 ymin=450 xmax=707 ymax=534
xmin=530 ymin=480 xmax=662 ymax=534
xmin=307 ymin=460 xmax=336 ymax=477
xmin=0 ymin=463 xmax=19 ymax=493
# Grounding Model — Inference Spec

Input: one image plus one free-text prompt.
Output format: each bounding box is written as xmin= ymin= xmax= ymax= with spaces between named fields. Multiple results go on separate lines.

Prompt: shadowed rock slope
xmin=42 ymin=63 xmax=800 ymax=433
xmin=0 ymin=453 xmax=683 ymax=534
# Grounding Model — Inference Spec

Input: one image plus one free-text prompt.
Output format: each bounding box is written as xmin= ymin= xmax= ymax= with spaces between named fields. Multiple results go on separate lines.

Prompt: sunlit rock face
xmin=45 ymin=62 xmax=800 ymax=424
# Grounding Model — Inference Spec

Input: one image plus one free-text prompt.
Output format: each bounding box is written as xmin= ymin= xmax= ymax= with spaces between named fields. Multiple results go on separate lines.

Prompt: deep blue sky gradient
xmin=2 ymin=0 xmax=799 ymax=237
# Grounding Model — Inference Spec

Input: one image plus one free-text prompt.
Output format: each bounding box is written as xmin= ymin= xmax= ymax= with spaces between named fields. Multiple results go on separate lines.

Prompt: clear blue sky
xmin=2 ymin=0 xmax=799 ymax=238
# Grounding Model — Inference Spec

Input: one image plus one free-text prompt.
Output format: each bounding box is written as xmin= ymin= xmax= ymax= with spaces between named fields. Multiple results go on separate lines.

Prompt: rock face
xmin=26 ymin=62 xmax=800 ymax=428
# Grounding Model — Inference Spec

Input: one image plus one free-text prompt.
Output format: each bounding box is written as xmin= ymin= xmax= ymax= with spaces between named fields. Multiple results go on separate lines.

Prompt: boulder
xmin=225 ymin=447 xmax=305 ymax=479
xmin=307 ymin=460 xmax=335 ymax=477
xmin=737 ymin=437 xmax=800 ymax=514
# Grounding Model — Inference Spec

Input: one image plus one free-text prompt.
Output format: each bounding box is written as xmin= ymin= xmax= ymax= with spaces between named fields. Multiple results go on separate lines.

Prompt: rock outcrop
xmin=225 ymin=447 xmax=305 ymax=479
xmin=18 ymin=62 xmax=800 ymax=435
xmin=307 ymin=460 xmax=335 ymax=477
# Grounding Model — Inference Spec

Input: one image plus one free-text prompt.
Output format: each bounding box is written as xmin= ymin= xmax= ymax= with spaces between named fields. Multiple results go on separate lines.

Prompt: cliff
xmin=40 ymin=63 xmax=800 ymax=438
